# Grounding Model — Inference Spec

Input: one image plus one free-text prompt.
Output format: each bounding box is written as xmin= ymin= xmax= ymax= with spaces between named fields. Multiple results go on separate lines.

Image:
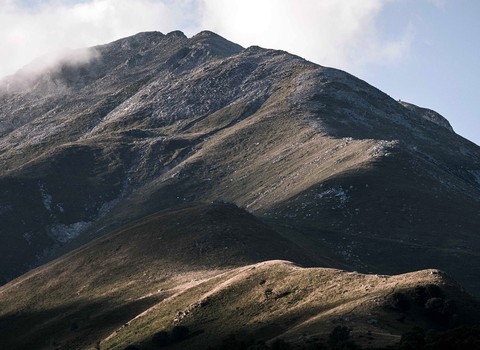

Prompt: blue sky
xmin=365 ymin=0 xmax=480 ymax=146
xmin=1 ymin=0 xmax=478 ymax=145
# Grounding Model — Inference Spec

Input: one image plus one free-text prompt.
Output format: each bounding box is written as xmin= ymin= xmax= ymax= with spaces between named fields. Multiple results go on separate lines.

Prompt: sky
xmin=1 ymin=0 xmax=478 ymax=145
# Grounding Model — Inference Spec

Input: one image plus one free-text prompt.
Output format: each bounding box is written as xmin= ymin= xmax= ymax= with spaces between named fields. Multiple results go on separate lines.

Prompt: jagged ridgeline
xmin=0 ymin=30 xmax=479 ymax=349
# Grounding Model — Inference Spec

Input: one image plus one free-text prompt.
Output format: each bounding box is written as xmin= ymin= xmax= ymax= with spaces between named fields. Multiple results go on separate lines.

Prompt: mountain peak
xmin=190 ymin=30 xmax=243 ymax=57
xmin=192 ymin=30 xmax=222 ymax=38
xmin=165 ymin=29 xmax=186 ymax=38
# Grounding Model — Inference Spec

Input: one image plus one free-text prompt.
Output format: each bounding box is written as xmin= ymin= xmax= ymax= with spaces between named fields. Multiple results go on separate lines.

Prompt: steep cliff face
xmin=0 ymin=30 xmax=479 ymax=295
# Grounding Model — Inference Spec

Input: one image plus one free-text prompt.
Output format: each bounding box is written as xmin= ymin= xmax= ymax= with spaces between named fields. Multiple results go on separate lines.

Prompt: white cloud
xmin=199 ymin=0 xmax=412 ymax=71
xmin=0 ymin=0 xmax=196 ymax=78
xmin=0 ymin=0 xmax=412 ymax=79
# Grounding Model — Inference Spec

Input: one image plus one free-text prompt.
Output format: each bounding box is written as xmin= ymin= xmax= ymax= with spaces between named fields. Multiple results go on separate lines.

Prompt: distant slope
xmin=1 ymin=203 xmax=479 ymax=350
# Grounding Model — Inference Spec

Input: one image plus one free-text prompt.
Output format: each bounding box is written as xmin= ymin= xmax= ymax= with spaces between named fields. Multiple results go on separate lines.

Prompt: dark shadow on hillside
xmin=262 ymin=157 xmax=480 ymax=296
xmin=0 ymin=294 xmax=165 ymax=350
xmin=51 ymin=202 xmax=333 ymax=276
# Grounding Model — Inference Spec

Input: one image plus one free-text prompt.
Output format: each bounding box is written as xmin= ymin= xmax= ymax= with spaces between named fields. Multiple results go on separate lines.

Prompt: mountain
xmin=0 ymin=30 xmax=480 ymax=348
xmin=1 ymin=30 xmax=479 ymax=293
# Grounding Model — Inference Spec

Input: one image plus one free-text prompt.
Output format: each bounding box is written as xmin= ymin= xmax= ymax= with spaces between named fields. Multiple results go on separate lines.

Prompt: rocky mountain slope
xmin=1 ymin=30 xmax=479 ymax=294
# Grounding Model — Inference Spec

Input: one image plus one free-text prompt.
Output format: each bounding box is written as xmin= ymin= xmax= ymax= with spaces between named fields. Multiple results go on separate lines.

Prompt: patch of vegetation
xmin=212 ymin=337 xmax=296 ymax=350
xmin=411 ymin=285 xmax=444 ymax=306
xmin=151 ymin=326 xmax=191 ymax=347
xmin=327 ymin=326 xmax=359 ymax=350
xmin=424 ymin=326 xmax=480 ymax=350
xmin=208 ymin=326 xmax=360 ymax=350
xmin=409 ymin=284 xmax=456 ymax=327
xmin=151 ymin=331 xmax=171 ymax=347
xmin=123 ymin=345 xmax=139 ymax=350
xmin=388 ymin=292 xmax=411 ymax=312
xmin=385 ymin=285 xmax=458 ymax=328
xmin=395 ymin=327 xmax=426 ymax=350
xmin=424 ymin=297 xmax=455 ymax=326
xmin=390 ymin=326 xmax=480 ymax=350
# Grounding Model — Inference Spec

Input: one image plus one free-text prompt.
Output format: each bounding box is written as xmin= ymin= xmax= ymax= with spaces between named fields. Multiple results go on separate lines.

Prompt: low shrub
xmin=424 ymin=297 xmax=454 ymax=326
xmin=152 ymin=331 xmax=171 ymax=347
xmin=390 ymin=292 xmax=411 ymax=312
xmin=328 ymin=326 xmax=359 ymax=350
xmin=171 ymin=325 xmax=190 ymax=342
xmin=412 ymin=285 xmax=443 ymax=306
xmin=152 ymin=326 xmax=191 ymax=347
xmin=124 ymin=345 xmax=139 ymax=350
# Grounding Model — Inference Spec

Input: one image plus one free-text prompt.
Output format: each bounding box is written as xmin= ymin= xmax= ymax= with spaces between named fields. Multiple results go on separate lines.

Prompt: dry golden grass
xmin=100 ymin=260 xmax=475 ymax=350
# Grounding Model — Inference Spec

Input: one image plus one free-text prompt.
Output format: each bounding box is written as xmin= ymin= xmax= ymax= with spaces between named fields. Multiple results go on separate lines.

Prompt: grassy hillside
xmin=103 ymin=262 xmax=479 ymax=350
xmin=0 ymin=203 xmax=329 ymax=349
xmin=1 ymin=203 xmax=479 ymax=350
